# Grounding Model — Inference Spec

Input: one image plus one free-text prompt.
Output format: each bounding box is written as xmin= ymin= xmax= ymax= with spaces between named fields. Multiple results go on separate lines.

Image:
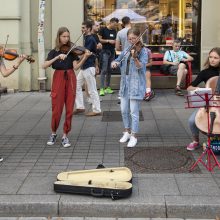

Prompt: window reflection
xmin=85 ymin=0 xmax=199 ymax=45
xmin=85 ymin=0 xmax=200 ymax=70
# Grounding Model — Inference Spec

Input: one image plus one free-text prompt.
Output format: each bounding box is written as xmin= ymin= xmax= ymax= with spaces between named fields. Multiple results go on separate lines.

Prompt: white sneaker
xmin=119 ymin=132 xmax=131 ymax=143
xmin=127 ymin=136 xmax=137 ymax=147
xmin=87 ymin=97 xmax=92 ymax=105
xmin=61 ymin=137 xmax=71 ymax=148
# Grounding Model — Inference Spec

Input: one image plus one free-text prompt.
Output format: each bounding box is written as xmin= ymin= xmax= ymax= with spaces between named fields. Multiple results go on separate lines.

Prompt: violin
xmin=60 ymin=42 xmax=89 ymax=56
xmin=116 ymin=27 xmax=148 ymax=65
xmin=131 ymin=41 xmax=144 ymax=59
xmin=60 ymin=43 xmax=95 ymax=59
xmin=195 ymin=76 xmax=220 ymax=135
xmin=0 ymin=47 xmax=35 ymax=63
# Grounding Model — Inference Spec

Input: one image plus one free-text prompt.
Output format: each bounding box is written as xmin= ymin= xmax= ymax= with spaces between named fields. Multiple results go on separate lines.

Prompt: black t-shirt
xmin=46 ymin=49 xmax=79 ymax=70
xmin=92 ymin=34 xmax=100 ymax=44
xmin=190 ymin=66 xmax=220 ymax=87
xmin=99 ymin=27 xmax=116 ymax=54
xmin=81 ymin=34 xmax=97 ymax=70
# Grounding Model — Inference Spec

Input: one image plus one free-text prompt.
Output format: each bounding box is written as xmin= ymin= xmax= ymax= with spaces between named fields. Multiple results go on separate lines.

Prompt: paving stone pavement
xmin=0 ymin=91 xmax=220 ymax=219
xmin=0 ymin=217 xmax=217 ymax=220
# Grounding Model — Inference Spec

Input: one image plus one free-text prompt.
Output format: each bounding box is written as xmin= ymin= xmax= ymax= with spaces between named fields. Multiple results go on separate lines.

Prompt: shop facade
xmin=0 ymin=0 xmax=220 ymax=91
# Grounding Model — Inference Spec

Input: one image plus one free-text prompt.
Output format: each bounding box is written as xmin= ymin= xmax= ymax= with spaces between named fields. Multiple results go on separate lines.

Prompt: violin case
xmin=54 ymin=165 xmax=132 ymax=200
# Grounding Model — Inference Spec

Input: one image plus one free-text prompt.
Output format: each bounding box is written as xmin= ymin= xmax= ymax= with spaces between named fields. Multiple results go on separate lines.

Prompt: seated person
xmin=144 ymin=47 xmax=155 ymax=101
xmin=163 ymin=39 xmax=194 ymax=96
xmin=186 ymin=47 xmax=220 ymax=151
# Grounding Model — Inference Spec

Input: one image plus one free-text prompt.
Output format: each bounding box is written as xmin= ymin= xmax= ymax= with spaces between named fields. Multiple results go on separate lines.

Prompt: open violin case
xmin=54 ymin=165 xmax=132 ymax=200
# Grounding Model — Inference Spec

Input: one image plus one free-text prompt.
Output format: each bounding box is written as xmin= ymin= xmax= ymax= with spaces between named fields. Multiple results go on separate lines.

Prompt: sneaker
xmin=74 ymin=109 xmax=85 ymax=114
xmin=62 ymin=137 xmax=71 ymax=148
xmin=118 ymin=96 xmax=121 ymax=104
xmin=99 ymin=88 xmax=105 ymax=96
xmin=87 ymin=97 xmax=92 ymax=105
xmin=85 ymin=111 xmax=102 ymax=117
xmin=47 ymin=134 xmax=57 ymax=146
xmin=119 ymin=132 xmax=131 ymax=143
xmin=144 ymin=90 xmax=155 ymax=101
xmin=186 ymin=141 xmax=200 ymax=151
xmin=175 ymin=87 xmax=184 ymax=96
xmin=0 ymin=156 xmax=3 ymax=162
xmin=127 ymin=135 xmax=137 ymax=147
xmin=105 ymin=87 xmax=114 ymax=94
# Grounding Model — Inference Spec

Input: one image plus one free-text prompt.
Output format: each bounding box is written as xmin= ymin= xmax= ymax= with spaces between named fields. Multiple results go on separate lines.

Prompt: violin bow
xmin=66 ymin=32 xmax=84 ymax=56
xmin=117 ymin=27 xmax=148 ymax=64
xmin=2 ymin=35 xmax=9 ymax=59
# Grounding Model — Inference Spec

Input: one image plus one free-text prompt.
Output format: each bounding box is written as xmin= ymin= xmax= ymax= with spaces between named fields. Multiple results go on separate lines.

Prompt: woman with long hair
xmin=186 ymin=47 xmax=220 ymax=151
xmin=42 ymin=27 xmax=91 ymax=148
xmin=111 ymin=28 xmax=148 ymax=147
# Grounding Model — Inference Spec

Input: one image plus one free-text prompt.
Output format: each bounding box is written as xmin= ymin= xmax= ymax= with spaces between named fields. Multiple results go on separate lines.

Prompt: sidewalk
xmin=0 ymin=90 xmax=220 ymax=219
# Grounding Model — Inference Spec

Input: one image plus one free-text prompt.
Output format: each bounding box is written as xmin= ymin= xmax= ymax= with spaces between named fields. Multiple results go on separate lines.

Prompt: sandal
xmin=175 ymin=86 xmax=184 ymax=96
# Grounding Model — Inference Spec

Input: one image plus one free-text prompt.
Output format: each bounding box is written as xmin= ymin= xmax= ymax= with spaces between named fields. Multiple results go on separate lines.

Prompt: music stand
xmin=186 ymin=90 xmax=220 ymax=172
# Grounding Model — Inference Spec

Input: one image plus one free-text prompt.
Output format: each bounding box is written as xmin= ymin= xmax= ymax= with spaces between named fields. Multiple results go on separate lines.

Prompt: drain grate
xmin=125 ymin=147 xmax=201 ymax=173
xmin=102 ymin=111 xmax=144 ymax=122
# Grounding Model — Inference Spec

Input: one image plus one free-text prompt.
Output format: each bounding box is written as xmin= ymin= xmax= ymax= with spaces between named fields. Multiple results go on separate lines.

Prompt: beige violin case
xmin=54 ymin=165 xmax=132 ymax=200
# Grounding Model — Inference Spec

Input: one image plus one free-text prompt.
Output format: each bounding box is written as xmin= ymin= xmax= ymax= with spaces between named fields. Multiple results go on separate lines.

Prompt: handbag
xmin=160 ymin=50 xmax=172 ymax=74
xmin=160 ymin=64 xmax=171 ymax=74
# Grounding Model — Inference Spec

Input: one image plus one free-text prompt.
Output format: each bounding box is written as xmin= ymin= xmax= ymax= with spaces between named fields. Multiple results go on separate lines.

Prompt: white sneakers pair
xmin=119 ymin=131 xmax=137 ymax=147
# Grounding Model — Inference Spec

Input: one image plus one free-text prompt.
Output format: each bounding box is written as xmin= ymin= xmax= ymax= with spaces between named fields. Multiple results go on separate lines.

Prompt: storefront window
xmin=85 ymin=0 xmax=201 ymax=70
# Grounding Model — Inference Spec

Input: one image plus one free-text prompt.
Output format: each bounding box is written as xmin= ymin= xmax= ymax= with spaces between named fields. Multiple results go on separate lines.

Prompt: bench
xmin=150 ymin=53 xmax=192 ymax=89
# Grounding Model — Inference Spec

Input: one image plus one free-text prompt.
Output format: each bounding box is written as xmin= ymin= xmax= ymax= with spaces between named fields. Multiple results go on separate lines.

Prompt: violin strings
xmin=66 ymin=33 xmax=84 ymax=56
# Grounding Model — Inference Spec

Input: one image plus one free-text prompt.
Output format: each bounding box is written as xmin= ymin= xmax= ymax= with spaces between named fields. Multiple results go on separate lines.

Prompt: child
xmin=42 ymin=27 xmax=91 ymax=148
xmin=111 ymin=28 xmax=148 ymax=147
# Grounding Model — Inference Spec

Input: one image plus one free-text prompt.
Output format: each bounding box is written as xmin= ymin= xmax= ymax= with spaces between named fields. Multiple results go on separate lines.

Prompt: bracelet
xmin=13 ymin=65 xmax=18 ymax=70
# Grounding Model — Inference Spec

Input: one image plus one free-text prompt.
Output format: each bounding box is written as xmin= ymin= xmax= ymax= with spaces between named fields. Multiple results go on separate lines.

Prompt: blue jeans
xmin=120 ymin=86 xmax=141 ymax=134
xmin=188 ymin=110 xmax=199 ymax=137
xmin=100 ymin=50 xmax=114 ymax=88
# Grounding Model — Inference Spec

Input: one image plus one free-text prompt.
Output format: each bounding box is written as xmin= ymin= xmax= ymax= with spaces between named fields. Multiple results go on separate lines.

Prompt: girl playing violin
xmin=42 ymin=26 xmax=91 ymax=148
xmin=0 ymin=47 xmax=26 ymax=162
xmin=111 ymin=28 xmax=148 ymax=147
xmin=187 ymin=47 xmax=220 ymax=151
xmin=0 ymin=46 xmax=26 ymax=78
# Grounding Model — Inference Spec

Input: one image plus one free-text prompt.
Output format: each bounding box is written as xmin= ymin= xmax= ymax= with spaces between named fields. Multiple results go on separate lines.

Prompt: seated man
xmin=163 ymin=39 xmax=194 ymax=96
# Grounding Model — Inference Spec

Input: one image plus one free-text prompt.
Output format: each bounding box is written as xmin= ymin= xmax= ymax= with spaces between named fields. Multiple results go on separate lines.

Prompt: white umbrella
xmin=102 ymin=9 xmax=146 ymax=23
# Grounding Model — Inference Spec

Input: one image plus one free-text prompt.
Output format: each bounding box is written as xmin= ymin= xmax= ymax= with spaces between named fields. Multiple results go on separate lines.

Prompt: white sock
xmin=146 ymin=88 xmax=151 ymax=93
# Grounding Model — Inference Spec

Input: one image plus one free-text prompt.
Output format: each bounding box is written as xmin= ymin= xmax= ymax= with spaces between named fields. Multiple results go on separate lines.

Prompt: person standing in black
xmin=98 ymin=17 xmax=119 ymax=96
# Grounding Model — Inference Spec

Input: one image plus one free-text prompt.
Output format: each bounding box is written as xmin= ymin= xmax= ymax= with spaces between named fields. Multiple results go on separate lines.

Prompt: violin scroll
xmin=25 ymin=55 xmax=35 ymax=63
